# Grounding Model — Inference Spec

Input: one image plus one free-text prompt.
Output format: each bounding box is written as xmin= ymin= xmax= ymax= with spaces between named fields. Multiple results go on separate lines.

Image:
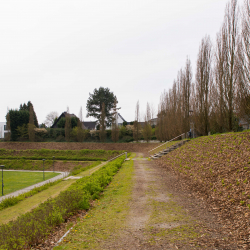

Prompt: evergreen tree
xmin=86 ymin=87 xmax=117 ymax=127
xmin=19 ymin=101 xmax=38 ymax=127
xmin=5 ymin=108 xmax=11 ymax=141
xmin=28 ymin=105 xmax=35 ymax=142
xmin=99 ymin=103 xmax=106 ymax=142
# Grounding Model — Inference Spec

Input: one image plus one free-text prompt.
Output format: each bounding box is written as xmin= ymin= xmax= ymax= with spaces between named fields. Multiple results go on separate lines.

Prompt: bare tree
xmin=195 ymin=36 xmax=213 ymax=135
xmin=182 ymin=58 xmax=192 ymax=133
xmin=133 ymin=100 xmax=141 ymax=142
xmin=150 ymin=103 xmax=155 ymax=121
xmin=65 ymin=107 xmax=71 ymax=142
xmin=111 ymin=100 xmax=119 ymax=143
xmin=142 ymin=102 xmax=152 ymax=142
xmin=236 ymin=0 xmax=250 ymax=123
xmin=44 ymin=111 xmax=58 ymax=127
xmin=214 ymin=0 xmax=239 ymax=131
xmin=99 ymin=102 xmax=106 ymax=142
xmin=77 ymin=106 xmax=84 ymax=142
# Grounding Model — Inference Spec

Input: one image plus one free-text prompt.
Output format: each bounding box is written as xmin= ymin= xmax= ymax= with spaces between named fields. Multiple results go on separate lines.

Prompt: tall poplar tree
xmin=65 ymin=107 xmax=71 ymax=142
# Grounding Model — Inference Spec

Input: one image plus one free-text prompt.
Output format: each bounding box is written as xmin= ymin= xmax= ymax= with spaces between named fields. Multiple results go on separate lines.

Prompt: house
xmin=52 ymin=112 xmax=97 ymax=130
xmin=149 ymin=118 xmax=158 ymax=126
xmin=117 ymin=113 xmax=126 ymax=126
xmin=239 ymin=117 xmax=250 ymax=130
xmin=0 ymin=122 xmax=9 ymax=138
xmin=83 ymin=121 xmax=96 ymax=130
xmin=51 ymin=112 xmax=78 ymax=128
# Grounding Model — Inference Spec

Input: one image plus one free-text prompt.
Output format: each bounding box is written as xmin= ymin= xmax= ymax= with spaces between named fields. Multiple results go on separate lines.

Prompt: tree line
xmin=156 ymin=0 xmax=250 ymax=141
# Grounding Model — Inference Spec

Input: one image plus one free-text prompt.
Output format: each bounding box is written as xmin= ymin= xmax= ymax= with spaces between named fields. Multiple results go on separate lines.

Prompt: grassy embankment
xmin=158 ymin=131 xmax=250 ymax=247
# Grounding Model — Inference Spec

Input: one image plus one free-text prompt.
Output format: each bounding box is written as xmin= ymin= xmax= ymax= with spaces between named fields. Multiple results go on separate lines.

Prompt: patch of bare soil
xmin=0 ymin=142 xmax=160 ymax=153
xmin=101 ymin=155 xmax=233 ymax=249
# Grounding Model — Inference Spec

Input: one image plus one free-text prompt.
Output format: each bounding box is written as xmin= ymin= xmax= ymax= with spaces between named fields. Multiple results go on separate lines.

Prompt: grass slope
xmin=158 ymin=131 xmax=250 ymax=248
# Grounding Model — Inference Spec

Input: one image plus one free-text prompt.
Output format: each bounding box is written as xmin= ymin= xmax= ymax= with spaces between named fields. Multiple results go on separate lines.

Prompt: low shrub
xmin=0 ymin=148 xmax=122 ymax=162
xmin=0 ymin=179 xmax=62 ymax=211
xmin=70 ymin=161 xmax=100 ymax=176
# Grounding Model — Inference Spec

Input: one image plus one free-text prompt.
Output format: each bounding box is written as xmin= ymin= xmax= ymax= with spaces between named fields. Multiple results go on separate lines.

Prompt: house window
xmin=4 ymin=125 xmax=7 ymax=130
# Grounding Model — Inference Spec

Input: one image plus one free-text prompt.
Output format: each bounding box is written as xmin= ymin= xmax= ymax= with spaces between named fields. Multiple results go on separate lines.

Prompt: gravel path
xmin=101 ymin=154 xmax=234 ymax=249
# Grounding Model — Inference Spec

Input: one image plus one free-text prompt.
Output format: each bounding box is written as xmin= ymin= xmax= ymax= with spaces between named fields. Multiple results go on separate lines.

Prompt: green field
xmin=1 ymin=171 xmax=60 ymax=196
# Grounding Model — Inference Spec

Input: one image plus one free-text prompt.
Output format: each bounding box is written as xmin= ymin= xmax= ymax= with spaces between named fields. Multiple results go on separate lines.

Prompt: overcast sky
xmin=0 ymin=0 xmax=240 ymax=124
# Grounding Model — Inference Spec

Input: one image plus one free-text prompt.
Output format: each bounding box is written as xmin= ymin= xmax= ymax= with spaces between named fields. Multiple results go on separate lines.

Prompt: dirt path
xmin=101 ymin=154 xmax=234 ymax=250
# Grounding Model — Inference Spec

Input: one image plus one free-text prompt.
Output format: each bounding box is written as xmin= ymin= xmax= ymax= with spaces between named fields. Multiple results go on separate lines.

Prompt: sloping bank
xmin=0 ymin=155 xmax=127 ymax=250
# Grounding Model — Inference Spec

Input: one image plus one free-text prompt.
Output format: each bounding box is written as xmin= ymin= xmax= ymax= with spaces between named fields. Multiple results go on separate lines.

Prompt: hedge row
xmin=0 ymin=156 xmax=107 ymax=162
xmin=0 ymin=148 xmax=122 ymax=160
xmin=0 ymin=156 xmax=126 ymax=249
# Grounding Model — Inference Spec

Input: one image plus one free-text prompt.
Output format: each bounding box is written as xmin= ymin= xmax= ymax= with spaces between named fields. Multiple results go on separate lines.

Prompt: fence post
xmin=42 ymin=159 xmax=45 ymax=181
xmin=53 ymin=156 xmax=55 ymax=173
xmin=1 ymin=165 xmax=4 ymax=196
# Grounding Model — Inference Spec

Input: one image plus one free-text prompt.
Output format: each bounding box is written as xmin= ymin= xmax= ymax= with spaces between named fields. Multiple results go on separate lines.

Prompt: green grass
xmin=54 ymin=157 xmax=134 ymax=249
xmin=0 ymin=162 xmax=106 ymax=224
xmin=1 ymin=171 xmax=59 ymax=196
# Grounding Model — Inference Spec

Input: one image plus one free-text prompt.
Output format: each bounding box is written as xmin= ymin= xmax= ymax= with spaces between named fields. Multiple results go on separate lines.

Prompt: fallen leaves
xmin=157 ymin=131 xmax=250 ymax=247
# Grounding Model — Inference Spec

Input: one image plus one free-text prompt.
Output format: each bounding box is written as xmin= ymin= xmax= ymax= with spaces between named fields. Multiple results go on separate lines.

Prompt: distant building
xmin=117 ymin=113 xmax=126 ymax=126
xmin=0 ymin=122 xmax=8 ymax=138
xmin=51 ymin=112 xmax=78 ymax=128
xmin=52 ymin=112 xmax=97 ymax=130
xmin=83 ymin=121 xmax=97 ymax=130
xmin=149 ymin=118 xmax=158 ymax=126
xmin=52 ymin=111 xmax=129 ymax=130
xmin=239 ymin=117 xmax=250 ymax=130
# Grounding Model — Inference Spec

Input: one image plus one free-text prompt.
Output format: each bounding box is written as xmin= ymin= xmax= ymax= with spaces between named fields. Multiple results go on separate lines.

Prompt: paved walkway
xmin=0 ymin=170 xmax=69 ymax=202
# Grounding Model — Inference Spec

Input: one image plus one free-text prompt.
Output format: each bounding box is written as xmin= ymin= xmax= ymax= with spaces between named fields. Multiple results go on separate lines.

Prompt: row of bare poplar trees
xmin=156 ymin=0 xmax=250 ymax=141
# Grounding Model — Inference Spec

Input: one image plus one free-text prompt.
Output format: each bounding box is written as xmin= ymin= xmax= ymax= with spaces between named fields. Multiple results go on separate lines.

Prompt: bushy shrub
xmin=55 ymin=135 xmax=65 ymax=142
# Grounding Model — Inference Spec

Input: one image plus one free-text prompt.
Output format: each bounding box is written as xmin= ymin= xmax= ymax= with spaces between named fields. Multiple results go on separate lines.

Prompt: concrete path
xmin=0 ymin=170 xmax=69 ymax=202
